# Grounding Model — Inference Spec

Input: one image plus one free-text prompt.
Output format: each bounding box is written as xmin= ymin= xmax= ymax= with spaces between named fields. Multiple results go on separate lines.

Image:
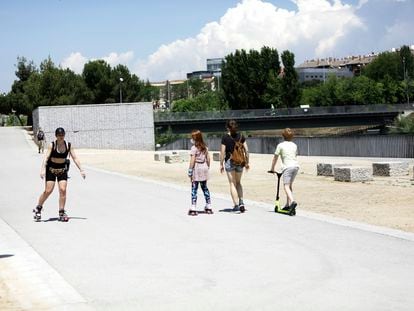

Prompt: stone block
xmin=212 ymin=152 xmax=220 ymax=161
xmin=317 ymin=163 xmax=352 ymax=176
xmin=334 ymin=166 xmax=373 ymax=182
xmin=154 ymin=152 xmax=169 ymax=161
xmin=165 ymin=154 xmax=183 ymax=164
xmin=372 ymin=162 xmax=409 ymax=176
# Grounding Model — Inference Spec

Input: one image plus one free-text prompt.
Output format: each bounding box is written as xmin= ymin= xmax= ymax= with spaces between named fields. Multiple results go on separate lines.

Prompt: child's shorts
xmin=283 ymin=166 xmax=299 ymax=184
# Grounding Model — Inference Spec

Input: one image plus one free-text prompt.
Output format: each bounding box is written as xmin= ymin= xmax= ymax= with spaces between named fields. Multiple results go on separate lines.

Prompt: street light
xmin=119 ymin=77 xmax=123 ymax=103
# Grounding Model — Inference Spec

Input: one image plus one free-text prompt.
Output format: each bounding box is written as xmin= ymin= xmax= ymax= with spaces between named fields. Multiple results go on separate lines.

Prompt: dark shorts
xmin=45 ymin=166 xmax=68 ymax=182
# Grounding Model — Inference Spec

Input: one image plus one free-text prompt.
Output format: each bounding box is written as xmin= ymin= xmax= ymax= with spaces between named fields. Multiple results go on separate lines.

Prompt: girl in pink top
xmin=188 ymin=130 xmax=212 ymax=216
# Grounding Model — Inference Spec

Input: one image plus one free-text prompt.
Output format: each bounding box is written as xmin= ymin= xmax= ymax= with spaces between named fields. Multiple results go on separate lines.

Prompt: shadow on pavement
xmin=219 ymin=208 xmax=245 ymax=213
xmin=42 ymin=217 xmax=88 ymax=222
xmin=0 ymin=254 xmax=14 ymax=259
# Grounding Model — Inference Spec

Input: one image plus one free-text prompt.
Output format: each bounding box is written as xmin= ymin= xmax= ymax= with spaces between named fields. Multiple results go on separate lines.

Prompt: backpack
xmin=230 ymin=135 xmax=247 ymax=166
xmin=37 ymin=131 xmax=44 ymax=140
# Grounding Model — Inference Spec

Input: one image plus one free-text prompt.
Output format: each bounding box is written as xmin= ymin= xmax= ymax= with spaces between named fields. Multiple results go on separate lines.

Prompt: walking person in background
xmin=269 ymin=128 xmax=299 ymax=211
xmin=36 ymin=127 xmax=45 ymax=153
xmin=187 ymin=129 xmax=212 ymax=216
xmin=33 ymin=127 xmax=86 ymax=222
xmin=220 ymin=120 xmax=249 ymax=213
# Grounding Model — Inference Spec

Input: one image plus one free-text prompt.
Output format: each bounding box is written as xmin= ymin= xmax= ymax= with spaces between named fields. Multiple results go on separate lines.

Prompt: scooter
xmin=267 ymin=171 xmax=296 ymax=216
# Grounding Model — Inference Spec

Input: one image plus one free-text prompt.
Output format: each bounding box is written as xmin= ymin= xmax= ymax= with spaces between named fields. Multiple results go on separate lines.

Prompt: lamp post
xmin=119 ymin=77 xmax=123 ymax=103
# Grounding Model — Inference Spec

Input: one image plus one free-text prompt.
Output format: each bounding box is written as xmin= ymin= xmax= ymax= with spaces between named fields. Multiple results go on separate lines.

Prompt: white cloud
xmin=101 ymin=51 xmax=134 ymax=67
xmin=135 ymin=0 xmax=363 ymax=81
xmin=61 ymin=51 xmax=134 ymax=73
xmin=60 ymin=52 xmax=88 ymax=74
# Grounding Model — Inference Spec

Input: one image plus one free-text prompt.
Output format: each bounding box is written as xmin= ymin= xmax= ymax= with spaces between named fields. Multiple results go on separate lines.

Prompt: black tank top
xmin=48 ymin=141 xmax=71 ymax=168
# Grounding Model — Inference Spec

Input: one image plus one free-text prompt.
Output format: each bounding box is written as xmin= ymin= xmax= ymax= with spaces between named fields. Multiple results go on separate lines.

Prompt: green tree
xmin=0 ymin=93 xmax=13 ymax=115
xmin=172 ymin=91 xmax=228 ymax=112
xmin=280 ymin=50 xmax=300 ymax=107
xmin=351 ymin=76 xmax=384 ymax=105
xmin=170 ymin=82 xmax=188 ymax=101
xmin=391 ymin=114 xmax=414 ymax=134
xmin=363 ymin=51 xmax=400 ymax=81
xmin=222 ymin=46 xmax=281 ymax=109
xmin=82 ymin=60 xmax=114 ymax=104
xmin=141 ymin=80 xmax=159 ymax=102
xmin=187 ymin=78 xmax=210 ymax=98
xmin=111 ymin=64 xmax=145 ymax=103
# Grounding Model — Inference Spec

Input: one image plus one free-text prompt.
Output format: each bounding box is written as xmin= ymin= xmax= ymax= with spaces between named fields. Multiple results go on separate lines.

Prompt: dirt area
xmin=76 ymin=149 xmax=414 ymax=232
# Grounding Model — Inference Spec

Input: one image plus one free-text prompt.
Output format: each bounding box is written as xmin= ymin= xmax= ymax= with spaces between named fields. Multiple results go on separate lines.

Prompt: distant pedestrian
xmin=33 ymin=127 xmax=86 ymax=222
xmin=269 ymin=128 xmax=299 ymax=211
xmin=36 ymin=127 xmax=45 ymax=153
xmin=187 ymin=129 xmax=212 ymax=216
xmin=220 ymin=120 xmax=249 ymax=213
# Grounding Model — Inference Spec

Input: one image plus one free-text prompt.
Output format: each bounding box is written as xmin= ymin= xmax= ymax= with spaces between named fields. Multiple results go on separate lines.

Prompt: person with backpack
xmin=33 ymin=127 xmax=86 ymax=222
xmin=220 ymin=120 xmax=249 ymax=213
xmin=269 ymin=128 xmax=299 ymax=212
xmin=36 ymin=127 xmax=45 ymax=153
xmin=188 ymin=129 xmax=212 ymax=216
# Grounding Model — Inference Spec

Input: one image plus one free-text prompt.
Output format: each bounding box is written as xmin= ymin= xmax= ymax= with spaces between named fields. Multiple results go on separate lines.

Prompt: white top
xmin=275 ymin=141 xmax=299 ymax=170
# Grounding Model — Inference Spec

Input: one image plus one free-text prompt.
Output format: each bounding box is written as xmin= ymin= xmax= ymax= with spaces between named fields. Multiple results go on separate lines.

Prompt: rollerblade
xmin=188 ymin=210 xmax=198 ymax=216
xmin=33 ymin=205 xmax=42 ymax=222
xmin=205 ymin=205 xmax=213 ymax=214
xmin=58 ymin=210 xmax=69 ymax=222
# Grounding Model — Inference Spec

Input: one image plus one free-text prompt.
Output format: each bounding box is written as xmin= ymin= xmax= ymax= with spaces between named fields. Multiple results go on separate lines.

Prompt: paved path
xmin=1 ymin=127 xmax=414 ymax=310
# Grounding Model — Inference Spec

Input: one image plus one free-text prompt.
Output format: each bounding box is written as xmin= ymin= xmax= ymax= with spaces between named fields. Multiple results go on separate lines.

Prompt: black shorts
xmin=45 ymin=167 xmax=68 ymax=182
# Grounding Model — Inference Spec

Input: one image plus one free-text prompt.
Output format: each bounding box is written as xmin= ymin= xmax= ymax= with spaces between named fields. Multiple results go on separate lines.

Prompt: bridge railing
xmin=153 ymin=103 xmax=413 ymax=122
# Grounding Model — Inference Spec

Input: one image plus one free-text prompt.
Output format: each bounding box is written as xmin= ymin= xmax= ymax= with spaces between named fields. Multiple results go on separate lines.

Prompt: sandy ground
xmin=76 ymin=149 xmax=414 ymax=232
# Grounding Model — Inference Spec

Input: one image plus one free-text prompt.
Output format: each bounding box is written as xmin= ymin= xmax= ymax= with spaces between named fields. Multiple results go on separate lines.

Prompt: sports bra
xmin=50 ymin=141 xmax=71 ymax=159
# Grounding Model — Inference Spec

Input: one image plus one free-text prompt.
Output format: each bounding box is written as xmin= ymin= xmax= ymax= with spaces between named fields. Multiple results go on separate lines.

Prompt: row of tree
xmin=221 ymin=46 xmax=300 ymax=109
xmin=1 ymin=45 xmax=413 ymax=124
xmin=301 ymin=45 xmax=414 ymax=106
xmin=0 ymin=57 xmax=158 ymax=123
xmin=166 ymin=45 xmax=414 ymax=111
xmin=165 ymin=47 xmax=300 ymax=111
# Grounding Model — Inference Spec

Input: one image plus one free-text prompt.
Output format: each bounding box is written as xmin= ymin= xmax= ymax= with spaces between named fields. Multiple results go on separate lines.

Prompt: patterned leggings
xmin=191 ymin=181 xmax=211 ymax=207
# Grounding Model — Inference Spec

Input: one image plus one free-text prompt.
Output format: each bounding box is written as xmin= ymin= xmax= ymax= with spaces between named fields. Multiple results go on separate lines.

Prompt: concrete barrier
xmin=212 ymin=152 xmax=220 ymax=161
xmin=154 ymin=152 xmax=169 ymax=161
xmin=317 ymin=163 xmax=352 ymax=176
xmin=372 ymin=162 xmax=409 ymax=176
xmin=334 ymin=166 xmax=373 ymax=182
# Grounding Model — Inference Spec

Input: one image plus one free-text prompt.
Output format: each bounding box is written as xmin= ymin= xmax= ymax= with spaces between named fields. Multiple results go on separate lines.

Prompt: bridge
xmin=154 ymin=103 xmax=414 ymax=134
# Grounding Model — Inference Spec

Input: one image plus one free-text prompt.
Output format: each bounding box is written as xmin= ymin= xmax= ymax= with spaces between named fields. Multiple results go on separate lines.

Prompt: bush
xmin=390 ymin=114 xmax=414 ymax=134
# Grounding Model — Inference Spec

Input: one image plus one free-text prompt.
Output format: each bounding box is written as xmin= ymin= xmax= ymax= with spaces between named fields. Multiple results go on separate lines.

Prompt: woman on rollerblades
xmin=33 ymin=127 xmax=85 ymax=222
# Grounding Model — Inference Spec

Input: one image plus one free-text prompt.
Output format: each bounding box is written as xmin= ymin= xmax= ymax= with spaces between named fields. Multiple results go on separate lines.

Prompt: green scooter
xmin=267 ymin=171 xmax=296 ymax=216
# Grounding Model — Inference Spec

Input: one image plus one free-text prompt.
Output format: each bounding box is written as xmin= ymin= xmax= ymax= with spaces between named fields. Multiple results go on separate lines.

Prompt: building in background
xmin=206 ymin=58 xmax=224 ymax=77
xmin=296 ymin=54 xmax=377 ymax=83
xmin=187 ymin=58 xmax=224 ymax=79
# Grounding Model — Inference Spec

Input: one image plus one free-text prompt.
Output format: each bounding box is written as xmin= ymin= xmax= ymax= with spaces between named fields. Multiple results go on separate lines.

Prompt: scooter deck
xmin=274 ymin=206 xmax=296 ymax=216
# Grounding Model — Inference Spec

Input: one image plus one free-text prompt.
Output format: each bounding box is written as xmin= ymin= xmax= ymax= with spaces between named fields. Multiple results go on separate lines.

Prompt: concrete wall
xmin=160 ymin=135 xmax=414 ymax=158
xmin=32 ymin=102 xmax=154 ymax=150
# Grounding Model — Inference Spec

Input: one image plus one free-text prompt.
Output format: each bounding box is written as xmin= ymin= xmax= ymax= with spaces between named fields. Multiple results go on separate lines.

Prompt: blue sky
xmin=1 ymin=0 xmax=413 ymax=93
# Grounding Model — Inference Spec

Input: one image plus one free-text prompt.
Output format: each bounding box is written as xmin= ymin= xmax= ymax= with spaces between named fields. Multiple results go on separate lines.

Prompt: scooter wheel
xmin=290 ymin=209 xmax=296 ymax=216
xmin=274 ymin=207 xmax=278 ymax=213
